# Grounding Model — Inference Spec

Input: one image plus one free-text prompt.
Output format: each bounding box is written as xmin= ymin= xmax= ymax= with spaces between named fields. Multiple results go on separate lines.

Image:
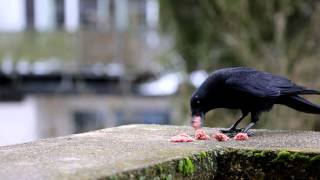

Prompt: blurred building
xmin=0 ymin=95 xmax=179 ymax=145
xmin=0 ymin=0 xmax=181 ymax=146
xmin=0 ymin=0 xmax=159 ymax=32
xmin=0 ymin=0 xmax=165 ymax=73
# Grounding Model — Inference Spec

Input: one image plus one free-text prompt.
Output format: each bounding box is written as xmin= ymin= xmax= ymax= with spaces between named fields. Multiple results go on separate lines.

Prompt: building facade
xmin=0 ymin=0 xmax=159 ymax=32
xmin=0 ymin=0 xmax=179 ymax=146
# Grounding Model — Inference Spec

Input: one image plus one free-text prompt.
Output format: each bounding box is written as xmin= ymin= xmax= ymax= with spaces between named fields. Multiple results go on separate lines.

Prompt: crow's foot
xmin=220 ymin=128 xmax=243 ymax=134
xmin=242 ymin=130 xmax=255 ymax=137
xmin=220 ymin=128 xmax=255 ymax=137
xmin=219 ymin=128 xmax=243 ymax=137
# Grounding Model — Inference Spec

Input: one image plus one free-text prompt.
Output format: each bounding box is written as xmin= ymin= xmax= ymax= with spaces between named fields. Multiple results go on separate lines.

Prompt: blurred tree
xmin=160 ymin=0 xmax=320 ymax=74
xmin=160 ymin=0 xmax=320 ymax=130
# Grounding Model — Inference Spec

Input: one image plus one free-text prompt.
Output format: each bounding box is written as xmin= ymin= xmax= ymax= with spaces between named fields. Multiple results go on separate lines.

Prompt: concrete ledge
xmin=0 ymin=125 xmax=320 ymax=179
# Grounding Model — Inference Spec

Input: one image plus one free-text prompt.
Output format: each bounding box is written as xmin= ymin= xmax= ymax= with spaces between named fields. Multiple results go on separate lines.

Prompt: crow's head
xmin=190 ymin=73 xmax=221 ymax=129
xmin=190 ymin=94 xmax=204 ymax=115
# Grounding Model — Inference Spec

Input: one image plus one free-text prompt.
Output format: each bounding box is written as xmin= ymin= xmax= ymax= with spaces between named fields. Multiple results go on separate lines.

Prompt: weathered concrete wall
xmin=0 ymin=125 xmax=319 ymax=179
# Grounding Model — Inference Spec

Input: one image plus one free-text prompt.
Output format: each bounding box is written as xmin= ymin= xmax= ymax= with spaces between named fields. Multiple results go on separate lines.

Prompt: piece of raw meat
xmin=212 ymin=132 xmax=230 ymax=142
xmin=192 ymin=116 xmax=202 ymax=130
xmin=195 ymin=129 xmax=211 ymax=140
xmin=233 ymin=132 xmax=249 ymax=141
xmin=170 ymin=133 xmax=195 ymax=142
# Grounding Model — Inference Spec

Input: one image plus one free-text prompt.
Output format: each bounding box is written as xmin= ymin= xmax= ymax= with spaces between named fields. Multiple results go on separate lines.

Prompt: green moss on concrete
xmin=310 ymin=155 xmax=320 ymax=162
xmin=215 ymin=148 xmax=320 ymax=179
xmin=199 ymin=151 xmax=207 ymax=159
xmin=106 ymin=151 xmax=217 ymax=180
xmin=177 ymin=157 xmax=195 ymax=176
xmin=28 ymin=151 xmax=320 ymax=180
xmin=272 ymin=150 xmax=292 ymax=162
xmin=290 ymin=152 xmax=310 ymax=162
xmin=310 ymin=155 xmax=320 ymax=167
xmin=160 ymin=174 xmax=173 ymax=180
xmin=104 ymin=148 xmax=320 ymax=180
xmin=271 ymin=150 xmax=318 ymax=164
xmin=241 ymin=149 xmax=271 ymax=159
xmin=253 ymin=151 xmax=265 ymax=158
xmin=109 ymin=175 xmax=119 ymax=180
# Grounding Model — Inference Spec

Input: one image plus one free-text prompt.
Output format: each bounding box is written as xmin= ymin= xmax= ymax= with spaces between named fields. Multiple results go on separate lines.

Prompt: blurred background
xmin=0 ymin=0 xmax=319 ymax=146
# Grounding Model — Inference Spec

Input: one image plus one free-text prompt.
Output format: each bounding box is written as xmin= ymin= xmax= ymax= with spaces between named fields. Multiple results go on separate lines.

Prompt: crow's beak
xmin=191 ymin=112 xmax=204 ymax=130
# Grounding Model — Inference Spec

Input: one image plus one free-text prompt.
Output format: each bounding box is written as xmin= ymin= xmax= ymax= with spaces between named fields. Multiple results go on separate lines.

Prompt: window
xmin=115 ymin=109 xmax=170 ymax=125
xmin=25 ymin=0 xmax=34 ymax=30
xmin=55 ymin=0 xmax=65 ymax=28
xmin=79 ymin=0 xmax=98 ymax=29
xmin=73 ymin=110 xmax=106 ymax=133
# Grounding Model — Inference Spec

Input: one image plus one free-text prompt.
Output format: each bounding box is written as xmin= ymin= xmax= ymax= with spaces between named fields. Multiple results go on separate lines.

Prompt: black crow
xmin=190 ymin=67 xmax=320 ymax=135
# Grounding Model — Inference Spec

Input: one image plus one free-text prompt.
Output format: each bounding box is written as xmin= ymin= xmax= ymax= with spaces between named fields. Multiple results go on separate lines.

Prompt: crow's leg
xmin=242 ymin=122 xmax=255 ymax=136
xmin=220 ymin=110 xmax=248 ymax=134
xmin=242 ymin=111 xmax=260 ymax=136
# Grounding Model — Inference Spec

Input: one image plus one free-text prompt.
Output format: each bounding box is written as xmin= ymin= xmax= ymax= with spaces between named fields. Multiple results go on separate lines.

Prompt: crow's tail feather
xmin=282 ymin=87 xmax=320 ymax=96
xmin=298 ymin=89 xmax=320 ymax=95
xmin=278 ymin=95 xmax=320 ymax=114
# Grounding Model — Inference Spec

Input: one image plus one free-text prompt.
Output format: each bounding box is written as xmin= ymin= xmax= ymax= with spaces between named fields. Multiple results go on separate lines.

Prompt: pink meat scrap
xmin=192 ymin=116 xmax=202 ymax=130
xmin=233 ymin=132 xmax=249 ymax=141
xmin=195 ymin=129 xmax=211 ymax=140
xmin=170 ymin=133 xmax=195 ymax=143
xmin=213 ymin=132 xmax=230 ymax=142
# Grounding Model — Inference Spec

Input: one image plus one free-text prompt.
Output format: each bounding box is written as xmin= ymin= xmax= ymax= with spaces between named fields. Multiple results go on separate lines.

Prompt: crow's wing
xmin=225 ymin=71 xmax=307 ymax=98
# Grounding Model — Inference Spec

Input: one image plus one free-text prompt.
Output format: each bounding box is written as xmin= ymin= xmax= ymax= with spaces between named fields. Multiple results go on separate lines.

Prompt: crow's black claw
xmin=220 ymin=128 xmax=255 ymax=137
xmin=220 ymin=128 xmax=243 ymax=133
xmin=244 ymin=131 xmax=255 ymax=137
xmin=219 ymin=128 xmax=244 ymax=137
